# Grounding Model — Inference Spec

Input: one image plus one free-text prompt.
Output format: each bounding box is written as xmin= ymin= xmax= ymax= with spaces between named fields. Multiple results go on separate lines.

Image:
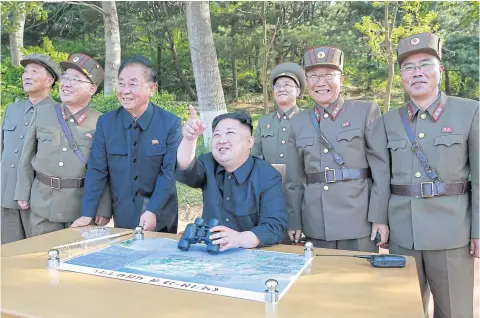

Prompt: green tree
xmin=355 ymin=1 xmax=438 ymax=111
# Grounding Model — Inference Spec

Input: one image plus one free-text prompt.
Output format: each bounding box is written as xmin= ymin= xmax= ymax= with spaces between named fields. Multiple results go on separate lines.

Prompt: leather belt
xmin=36 ymin=171 xmax=85 ymax=189
xmin=306 ymin=168 xmax=371 ymax=184
xmin=391 ymin=181 xmax=471 ymax=198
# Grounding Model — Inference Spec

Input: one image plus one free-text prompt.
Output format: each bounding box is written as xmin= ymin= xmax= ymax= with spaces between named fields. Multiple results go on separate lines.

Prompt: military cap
xmin=60 ymin=53 xmax=105 ymax=86
xmin=269 ymin=62 xmax=306 ymax=94
xmin=20 ymin=53 xmax=62 ymax=82
xmin=303 ymin=47 xmax=344 ymax=72
xmin=397 ymin=32 xmax=442 ymax=65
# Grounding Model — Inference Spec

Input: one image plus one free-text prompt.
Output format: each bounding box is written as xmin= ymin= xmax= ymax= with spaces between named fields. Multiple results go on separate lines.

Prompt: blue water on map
xmin=65 ymin=238 xmax=309 ymax=294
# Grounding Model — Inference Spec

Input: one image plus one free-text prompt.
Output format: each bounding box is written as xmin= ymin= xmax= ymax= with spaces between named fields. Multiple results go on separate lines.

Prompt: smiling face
xmin=400 ymin=52 xmax=443 ymax=101
xmin=272 ymin=76 xmax=299 ymax=110
xmin=59 ymin=68 xmax=96 ymax=107
xmin=211 ymin=118 xmax=254 ymax=172
xmin=305 ymin=66 xmax=344 ymax=107
xmin=116 ymin=63 xmax=156 ymax=116
xmin=22 ymin=63 xmax=54 ymax=94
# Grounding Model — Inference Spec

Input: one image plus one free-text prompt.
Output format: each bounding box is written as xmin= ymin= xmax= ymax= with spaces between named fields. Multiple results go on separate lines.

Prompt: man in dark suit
xmin=72 ymin=56 xmax=182 ymax=233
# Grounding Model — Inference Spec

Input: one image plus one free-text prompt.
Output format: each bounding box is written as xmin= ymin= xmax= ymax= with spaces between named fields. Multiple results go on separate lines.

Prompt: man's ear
xmin=149 ymin=83 xmax=157 ymax=97
xmin=247 ymin=135 xmax=255 ymax=149
xmin=89 ymin=84 xmax=98 ymax=96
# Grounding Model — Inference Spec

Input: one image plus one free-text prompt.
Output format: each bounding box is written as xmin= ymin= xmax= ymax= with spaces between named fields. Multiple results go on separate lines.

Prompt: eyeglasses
xmin=272 ymin=83 xmax=298 ymax=91
xmin=400 ymin=62 xmax=439 ymax=74
xmin=305 ymin=73 xmax=341 ymax=82
xmin=60 ymin=75 xmax=92 ymax=85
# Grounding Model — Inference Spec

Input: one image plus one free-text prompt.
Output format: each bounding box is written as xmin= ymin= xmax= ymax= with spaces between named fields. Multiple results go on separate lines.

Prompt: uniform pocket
xmin=296 ymin=137 xmax=314 ymax=148
xmin=434 ymin=134 xmax=463 ymax=147
xmin=144 ymin=144 xmax=167 ymax=156
xmin=2 ymin=123 xmax=16 ymax=131
xmin=107 ymin=145 xmax=128 ymax=155
xmin=260 ymin=130 xmax=274 ymax=138
xmin=78 ymin=136 xmax=93 ymax=150
xmin=37 ymin=131 xmax=53 ymax=142
xmin=387 ymin=139 xmax=407 ymax=151
xmin=337 ymin=128 xmax=362 ymax=142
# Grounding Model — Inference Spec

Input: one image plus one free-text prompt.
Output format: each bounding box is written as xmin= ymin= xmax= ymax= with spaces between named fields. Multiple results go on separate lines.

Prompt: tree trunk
xmin=254 ymin=44 xmax=261 ymax=91
xmin=231 ymin=21 xmax=238 ymax=101
xmin=9 ymin=3 xmax=26 ymax=67
xmin=458 ymin=74 xmax=466 ymax=97
xmin=186 ymin=1 xmax=227 ymax=148
xmin=101 ymin=1 xmax=121 ymax=96
xmin=261 ymin=2 xmax=269 ymax=114
xmin=157 ymin=44 xmax=162 ymax=92
xmin=166 ymin=30 xmax=197 ymax=101
xmin=444 ymin=69 xmax=451 ymax=95
xmin=385 ymin=56 xmax=394 ymax=112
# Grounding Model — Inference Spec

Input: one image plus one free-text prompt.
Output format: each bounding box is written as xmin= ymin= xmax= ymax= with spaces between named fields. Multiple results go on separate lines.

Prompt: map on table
xmin=59 ymin=237 xmax=311 ymax=302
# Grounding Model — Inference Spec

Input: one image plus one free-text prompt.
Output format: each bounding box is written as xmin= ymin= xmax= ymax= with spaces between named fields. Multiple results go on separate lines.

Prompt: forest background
xmin=1 ymin=1 xmax=479 ymax=216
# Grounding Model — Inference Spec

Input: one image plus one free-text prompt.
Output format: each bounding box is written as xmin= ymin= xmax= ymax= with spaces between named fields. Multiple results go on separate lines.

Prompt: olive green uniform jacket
xmin=384 ymin=92 xmax=479 ymax=250
xmin=14 ymin=103 xmax=111 ymax=222
xmin=285 ymin=97 xmax=390 ymax=241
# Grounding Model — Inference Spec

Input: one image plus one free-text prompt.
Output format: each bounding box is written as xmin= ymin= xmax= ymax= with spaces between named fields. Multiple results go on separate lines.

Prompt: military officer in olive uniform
xmin=384 ymin=33 xmax=478 ymax=318
xmin=1 ymin=54 xmax=61 ymax=243
xmin=15 ymin=53 xmax=111 ymax=236
xmin=252 ymin=62 xmax=305 ymax=164
xmin=285 ymin=47 xmax=390 ymax=251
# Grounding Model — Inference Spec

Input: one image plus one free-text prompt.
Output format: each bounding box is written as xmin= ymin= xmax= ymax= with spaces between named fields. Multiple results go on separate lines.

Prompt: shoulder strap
xmin=398 ymin=107 xmax=441 ymax=183
xmin=54 ymin=105 xmax=87 ymax=166
xmin=309 ymin=111 xmax=347 ymax=168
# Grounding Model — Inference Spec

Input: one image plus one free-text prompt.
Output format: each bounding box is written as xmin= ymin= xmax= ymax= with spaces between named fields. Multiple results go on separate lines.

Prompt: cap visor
xmin=59 ymin=62 xmax=94 ymax=84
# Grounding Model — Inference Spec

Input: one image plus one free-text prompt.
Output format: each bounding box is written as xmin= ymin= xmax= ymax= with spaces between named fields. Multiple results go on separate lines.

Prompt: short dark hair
xmin=212 ymin=112 xmax=253 ymax=135
xmin=118 ymin=55 xmax=157 ymax=83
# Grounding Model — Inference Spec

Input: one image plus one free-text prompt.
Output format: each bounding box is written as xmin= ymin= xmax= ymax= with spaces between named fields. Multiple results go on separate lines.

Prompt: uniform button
xmin=226 ymin=197 xmax=230 ymax=201
xmin=420 ymin=114 xmax=427 ymax=120
xmin=11 ymin=164 xmax=15 ymax=168
xmin=418 ymin=133 xmax=425 ymax=139
xmin=323 ymin=185 xmax=329 ymax=191
xmin=69 ymin=118 xmax=75 ymax=123
xmin=415 ymin=172 xmax=422 ymax=178
xmin=282 ymin=127 xmax=286 ymax=132
xmin=62 ymin=147 xmax=67 ymax=152
xmin=225 ymin=218 xmax=230 ymax=222
xmin=133 ymin=159 xmax=137 ymax=163
xmin=20 ymin=135 xmax=24 ymax=139
xmin=279 ymin=153 xmax=284 ymax=158
xmin=283 ymin=115 xmax=287 ymax=120
xmin=323 ymin=113 xmax=329 ymax=118
xmin=281 ymin=140 xmax=286 ymax=144
xmin=227 ymin=175 xmax=231 ymax=180
xmin=14 ymin=149 xmax=18 ymax=153
xmin=323 ymin=149 xmax=329 ymax=153
xmin=30 ymin=109 xmax=34 ymax=113
xmin=58 ymin=162 xmax=64 ymax=167
xmin=24 ymin=122 xmax=29 ymax=126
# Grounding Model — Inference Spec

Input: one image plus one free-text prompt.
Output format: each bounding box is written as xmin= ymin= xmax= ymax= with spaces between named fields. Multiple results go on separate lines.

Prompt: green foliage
xmin=1 ymin=2 xmax=47 ymax=32
xmin=22 ymin=37 xmax=69 ymax=63
xmin=176 ymin=182 xmax=202 ymax=207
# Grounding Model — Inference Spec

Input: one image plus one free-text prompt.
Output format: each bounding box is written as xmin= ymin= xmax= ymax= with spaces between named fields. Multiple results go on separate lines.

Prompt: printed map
xmin=59 ymin=237 xmax=311 ymax=302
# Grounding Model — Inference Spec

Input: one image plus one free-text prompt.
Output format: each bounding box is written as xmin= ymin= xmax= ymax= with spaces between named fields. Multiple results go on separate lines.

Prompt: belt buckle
xmin=420 ymin=182 xmax=434 ymax=198
xmin=51 ymin=177 xmax=61 ymax=190
xmin=324 ymin=168 xmax=336 ymax=183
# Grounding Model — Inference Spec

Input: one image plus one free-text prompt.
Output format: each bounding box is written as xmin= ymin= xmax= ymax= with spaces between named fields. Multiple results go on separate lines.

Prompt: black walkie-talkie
xmin=354 ymin=255 xmax=406 ymax=268
xmin=315 ymin=253 xmax=407 ymax=268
